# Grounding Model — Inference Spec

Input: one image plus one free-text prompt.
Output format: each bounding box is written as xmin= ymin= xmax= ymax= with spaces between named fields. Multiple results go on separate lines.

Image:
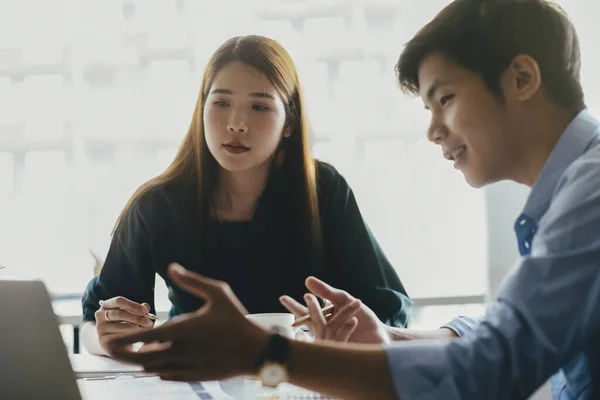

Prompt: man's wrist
xmin=242 ymin=327 xmax=271 ymax=376
xmin=386 ymin=326 xmax=415 ymax=341
xmin=439 ymin=327 xmax=459 ymax=338
xmin=385 ymin=327 xmax=459 ymax=341
xmin=383 ymin=325 xmax=394 ymax=341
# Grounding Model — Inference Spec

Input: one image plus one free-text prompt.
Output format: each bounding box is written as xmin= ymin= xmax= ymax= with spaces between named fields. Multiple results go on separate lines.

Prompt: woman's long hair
xmin=114 ymin=35 xmax=322 ymax=266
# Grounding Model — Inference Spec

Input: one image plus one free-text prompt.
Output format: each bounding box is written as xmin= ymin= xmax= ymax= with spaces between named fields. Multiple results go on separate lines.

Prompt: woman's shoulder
xmin=137 ymin=180 xmax=193 ymax=206
xmin=315 ymin=159 xmax=347 ymax=184
xmin=314 ymin=160 xmax=352 ymax=203
xmin=124 ymin=180 xmax=196 ymax=226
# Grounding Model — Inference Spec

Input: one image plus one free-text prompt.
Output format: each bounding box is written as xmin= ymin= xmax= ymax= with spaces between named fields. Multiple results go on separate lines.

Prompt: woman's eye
xmin=214 ymin=100 xmax=229 ymax=107
xmin=252 ymin=104 xmax=270 ymax=111
xmin=440 ymin=94 xmax=455 ymax=106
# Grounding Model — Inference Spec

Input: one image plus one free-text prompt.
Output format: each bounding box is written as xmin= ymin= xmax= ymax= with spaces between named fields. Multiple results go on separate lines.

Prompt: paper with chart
xmin=78 ymin=376 xmax=234 ymax=400
xmin=69 ymin=354 xmax=146 ymax=378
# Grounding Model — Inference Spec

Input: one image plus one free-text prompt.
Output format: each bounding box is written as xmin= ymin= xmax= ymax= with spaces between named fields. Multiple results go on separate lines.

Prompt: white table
xmin=78 ymin=376 xmax=334 ymax=400
xmin=72 ymin=354 xmax=335 ymax=399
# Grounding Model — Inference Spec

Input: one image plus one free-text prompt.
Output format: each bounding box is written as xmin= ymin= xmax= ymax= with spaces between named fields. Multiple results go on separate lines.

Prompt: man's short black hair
xmin=396 ymin=0 xmax=585 ymax=110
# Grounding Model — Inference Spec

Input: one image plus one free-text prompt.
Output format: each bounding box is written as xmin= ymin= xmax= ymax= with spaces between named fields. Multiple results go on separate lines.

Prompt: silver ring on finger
xmin=105 ymin=309 xmax=114 ymax=323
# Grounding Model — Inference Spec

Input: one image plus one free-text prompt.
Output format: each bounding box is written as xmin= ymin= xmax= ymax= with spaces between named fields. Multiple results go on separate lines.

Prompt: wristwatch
xmin=257 ymin=328 xmax=290 ymax=387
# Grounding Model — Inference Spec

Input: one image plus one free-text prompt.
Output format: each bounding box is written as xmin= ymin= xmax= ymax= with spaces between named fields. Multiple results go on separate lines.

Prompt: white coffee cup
xmin=246 ymin=313 xmax=305 ymax=339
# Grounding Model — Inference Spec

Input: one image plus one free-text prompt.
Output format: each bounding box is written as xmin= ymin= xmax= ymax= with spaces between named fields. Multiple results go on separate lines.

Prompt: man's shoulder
xmin=536 ymin=135 xmax=600 ymax=253
xmin=557 ymin=136 xmax=600 ymax=197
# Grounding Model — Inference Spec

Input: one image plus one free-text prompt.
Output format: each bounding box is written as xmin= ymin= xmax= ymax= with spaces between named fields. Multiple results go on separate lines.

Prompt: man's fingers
xmin=114 ymin=347 xmax=177 ymax=366
xmin=168 ymin=263 xmax=249 ymax=315
xmin=304 ymin=293 xmax=326 ymax=338
xmin=156 ymin=369 xmax=205 ymax=383
xmin=99 ymin=322 xmax=150 ymax=335
xmin=336 ymin=317 xmax=358 ymax=342
xmin=169 ymin=263 xmax=227 ymax=290
xmin=143 ymin=358 xmax=196 ymax=372
xmin=109 ymin=337 xmax=175 ymax=365
xmin=324 ymin=299 xmax=361 ymax=340
xmin=108 ymin=323 xmax=177 ymax=354
xmin=305 ymin=277 xmax=355 ymax=304
xmin=168 ymin=263 xmax=231 ymax=303
xmin=101 ymin=296 xmax=149 ymax=316
xmin=279 ymin=296 xmax=308 ymax=318
xmin=138 ymin=341 xmax=171 ymax=354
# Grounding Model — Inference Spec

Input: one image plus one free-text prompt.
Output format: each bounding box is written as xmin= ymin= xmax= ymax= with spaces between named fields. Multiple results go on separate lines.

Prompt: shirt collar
xmin=521 ymin=109 xmax=600 ymax=223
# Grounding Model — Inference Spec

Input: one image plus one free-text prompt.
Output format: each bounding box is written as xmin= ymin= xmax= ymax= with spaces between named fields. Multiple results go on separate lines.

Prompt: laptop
xmin=0 ymin=280 xmax=82 ymax=399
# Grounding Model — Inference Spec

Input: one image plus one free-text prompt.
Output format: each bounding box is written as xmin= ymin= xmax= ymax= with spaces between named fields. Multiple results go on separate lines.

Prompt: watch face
xmin=260 ymin=363 xmax=287 ymax=387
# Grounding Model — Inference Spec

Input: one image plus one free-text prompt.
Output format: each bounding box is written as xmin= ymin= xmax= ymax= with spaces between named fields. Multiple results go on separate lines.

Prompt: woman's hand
xmin=95 ymin=296 xmax=155 ymax=354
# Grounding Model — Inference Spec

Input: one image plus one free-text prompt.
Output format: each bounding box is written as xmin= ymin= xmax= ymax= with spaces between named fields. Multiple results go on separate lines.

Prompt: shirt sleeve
xmin=441 ymin=315 xmax=484 ymax=337
xmin=81 ymin=193 xmax=159 ymax=323
xmin=385 ymin=157 xmax=600 ymax=399
xmin=318 ymin=163 xmax=412 ymax=328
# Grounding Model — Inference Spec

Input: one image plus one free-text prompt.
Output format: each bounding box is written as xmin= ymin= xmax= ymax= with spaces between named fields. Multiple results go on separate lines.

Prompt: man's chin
xmin=462 ymin=171 xmax=489 ymax=189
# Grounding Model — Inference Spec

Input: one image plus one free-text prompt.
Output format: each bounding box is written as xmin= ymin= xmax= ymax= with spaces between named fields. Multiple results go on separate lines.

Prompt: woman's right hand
xmin=94 ymin=296 xmax=155 ymax=353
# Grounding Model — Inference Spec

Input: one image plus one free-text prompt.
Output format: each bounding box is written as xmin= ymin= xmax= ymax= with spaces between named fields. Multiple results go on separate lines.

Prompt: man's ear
xmin=504 ymin=54 xmax=542 ymax=102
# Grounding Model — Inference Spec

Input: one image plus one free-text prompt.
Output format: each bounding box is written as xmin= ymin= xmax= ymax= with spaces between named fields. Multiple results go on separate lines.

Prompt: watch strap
xmin=257 ymin=332 xmax=290 ymax=369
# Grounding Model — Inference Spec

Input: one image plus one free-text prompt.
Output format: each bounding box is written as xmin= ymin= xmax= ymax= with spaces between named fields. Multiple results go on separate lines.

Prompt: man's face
xmin=418 ymin=53 xmax=520 ymax=187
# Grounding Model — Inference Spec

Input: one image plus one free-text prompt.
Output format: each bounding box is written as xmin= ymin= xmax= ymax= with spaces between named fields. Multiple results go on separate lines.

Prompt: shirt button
xmin=520 ymin=219 xmax=527 ymax=226
xmin=524 ymin=241 xmax=530 ymax=249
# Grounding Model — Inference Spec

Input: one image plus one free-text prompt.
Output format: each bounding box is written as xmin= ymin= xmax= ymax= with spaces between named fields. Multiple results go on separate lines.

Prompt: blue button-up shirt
xmin=385 ymin=109 xmax=600 ymax=399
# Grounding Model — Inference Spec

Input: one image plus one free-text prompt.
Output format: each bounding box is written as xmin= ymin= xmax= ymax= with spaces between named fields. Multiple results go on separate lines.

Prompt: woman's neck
xmin=214 ymin=164 xmax=271 ymax=221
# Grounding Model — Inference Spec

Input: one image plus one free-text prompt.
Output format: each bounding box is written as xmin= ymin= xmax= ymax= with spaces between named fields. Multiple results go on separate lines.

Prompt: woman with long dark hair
xmin=80 ymin=35 xmax=411 ymax=356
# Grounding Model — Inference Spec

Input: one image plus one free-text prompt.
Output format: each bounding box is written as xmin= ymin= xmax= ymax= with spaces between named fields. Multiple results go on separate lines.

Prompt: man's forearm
xmin=386 ymin=326 xmax=458 ymax=341
xmin=285 ymin=340 xmax=398 ymax=400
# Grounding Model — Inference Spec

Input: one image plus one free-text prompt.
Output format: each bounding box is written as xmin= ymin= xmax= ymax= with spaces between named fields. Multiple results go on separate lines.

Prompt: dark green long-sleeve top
xmin=82 ymin=161 xmax=412 ymax=327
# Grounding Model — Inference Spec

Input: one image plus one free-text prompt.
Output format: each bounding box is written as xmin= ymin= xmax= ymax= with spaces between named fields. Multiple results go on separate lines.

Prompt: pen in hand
xmin=292 ymin=304 xmax=335 ymax=327
xmin=142 ymin=313 xmax=158 ymax=321
xmin=99 ymin=299 xmax=158 ymax=320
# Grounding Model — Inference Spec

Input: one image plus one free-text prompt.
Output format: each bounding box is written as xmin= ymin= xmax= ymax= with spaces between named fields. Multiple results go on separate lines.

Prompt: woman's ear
xmin=283 ymin=125 xmax=292 ymax=138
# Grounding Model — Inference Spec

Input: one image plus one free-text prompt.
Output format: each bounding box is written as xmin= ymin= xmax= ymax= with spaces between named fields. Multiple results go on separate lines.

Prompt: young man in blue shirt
xmin=106 ymin=1 xmax=600 ymax=399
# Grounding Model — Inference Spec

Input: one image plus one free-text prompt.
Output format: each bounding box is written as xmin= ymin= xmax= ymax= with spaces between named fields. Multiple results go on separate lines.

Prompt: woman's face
xmin=203 ymin=61 xmax=291 ymax=173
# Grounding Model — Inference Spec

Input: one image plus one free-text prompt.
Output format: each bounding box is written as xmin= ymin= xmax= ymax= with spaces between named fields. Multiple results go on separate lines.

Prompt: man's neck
xmin=511 ymin=106 xmax=580 ymax=187
xmin=215 ymin=163 xmax=271 ymax=221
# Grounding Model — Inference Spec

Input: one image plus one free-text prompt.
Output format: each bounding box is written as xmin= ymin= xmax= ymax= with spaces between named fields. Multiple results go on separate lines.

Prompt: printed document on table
xmin=78 ymin=376 xmax=234 ymax=400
